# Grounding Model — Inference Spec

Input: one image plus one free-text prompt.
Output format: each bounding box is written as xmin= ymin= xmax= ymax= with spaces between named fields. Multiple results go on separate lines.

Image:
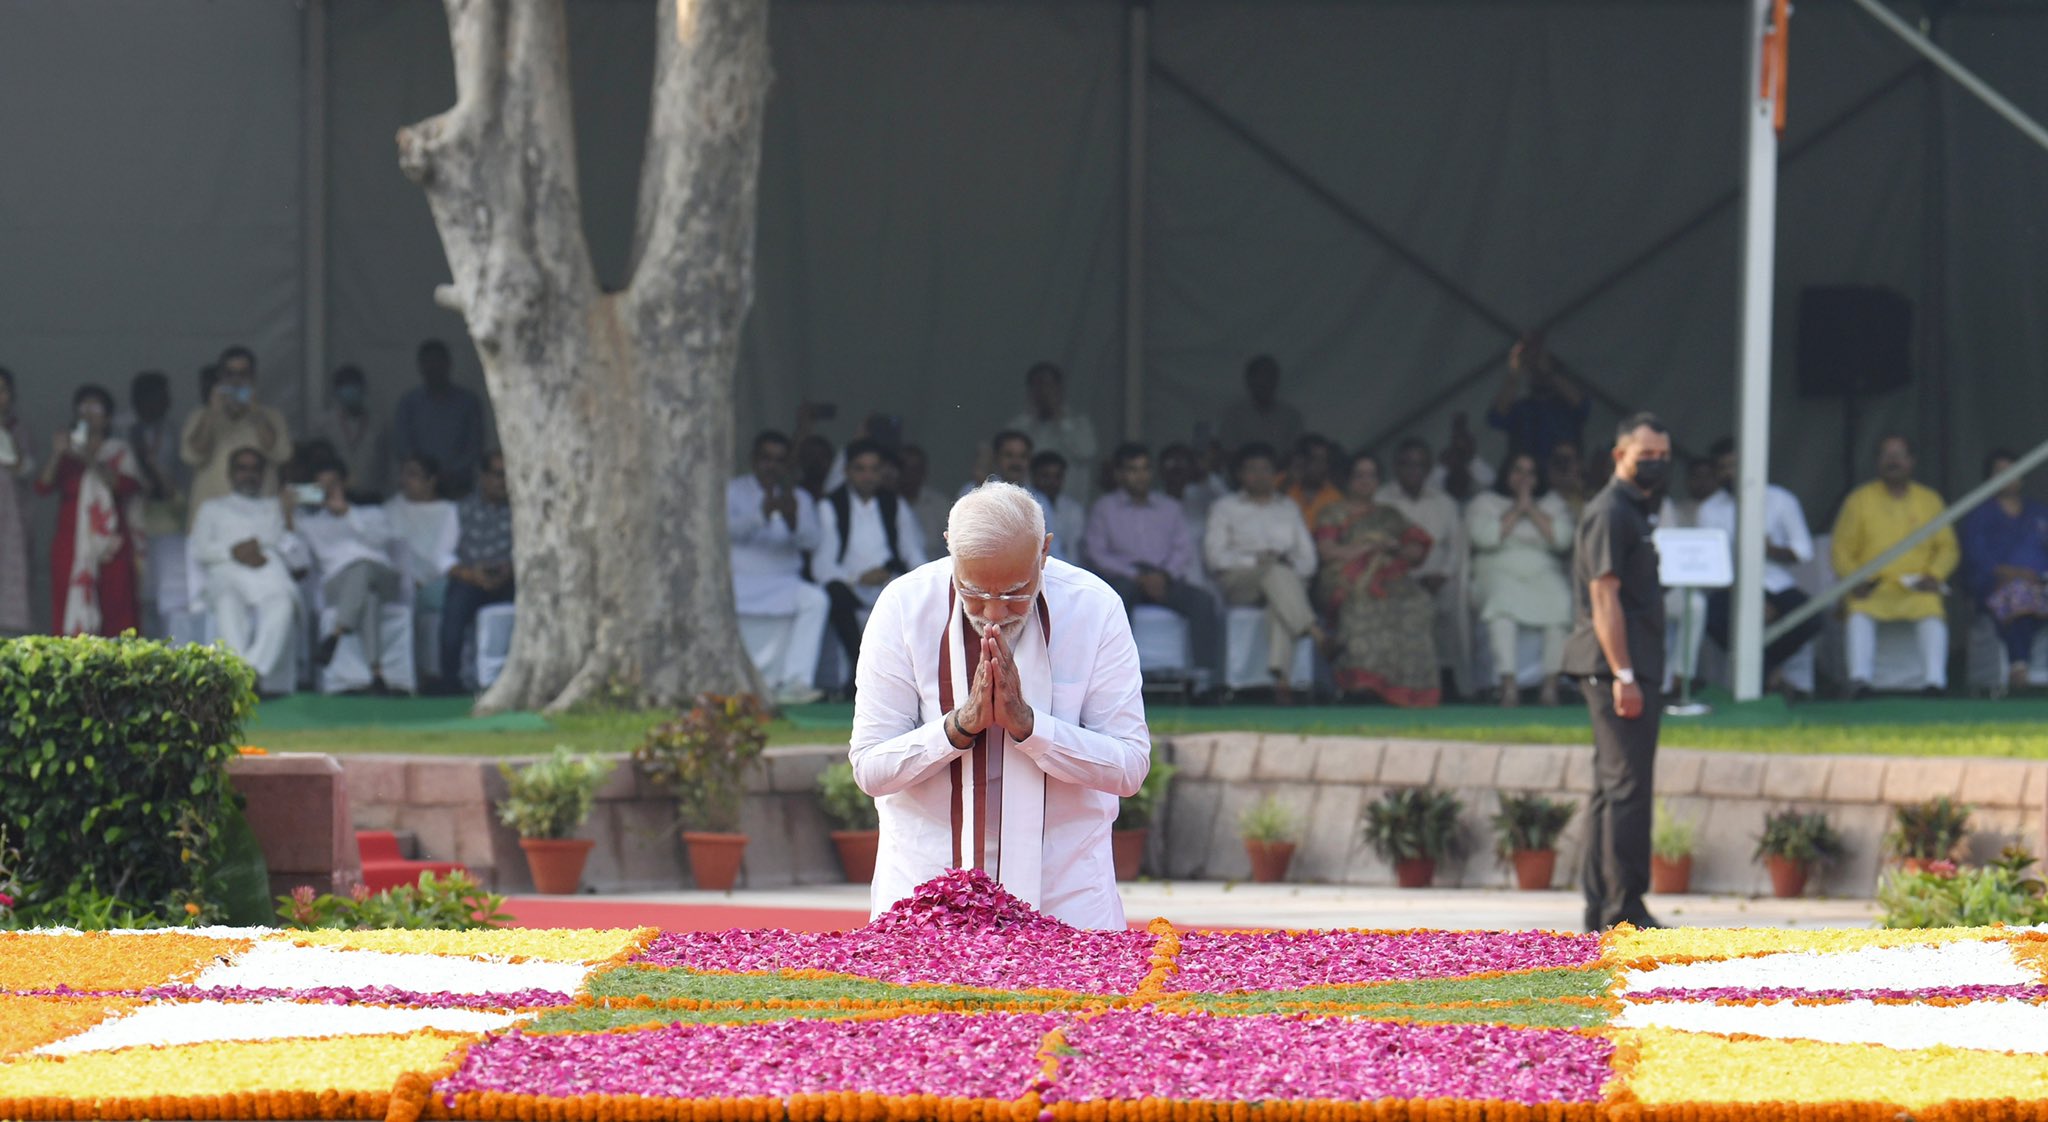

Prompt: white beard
xmin=966 ymin=612 xmax=1029 ymax=645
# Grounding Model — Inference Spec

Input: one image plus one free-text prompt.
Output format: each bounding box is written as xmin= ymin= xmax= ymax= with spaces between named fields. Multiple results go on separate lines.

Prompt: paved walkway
xmin=513 ymin=881 xmax=1880 ymax=933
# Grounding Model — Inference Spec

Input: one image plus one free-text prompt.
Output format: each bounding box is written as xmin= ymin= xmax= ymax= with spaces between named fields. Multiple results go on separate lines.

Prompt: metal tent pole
xmin=1731 ymin=0 xmax=1784 ymax=702
xmin=301 ymin=0 xmax=328 ymax=432
xmin=1122 ymin=0 xmax=1149 ymax=442
xmin=1848 ymin=0 xmax=2048 ymax=155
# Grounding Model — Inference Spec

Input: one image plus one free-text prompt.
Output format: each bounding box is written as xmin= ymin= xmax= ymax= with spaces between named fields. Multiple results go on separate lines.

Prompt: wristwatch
xmin=1614 ymin=668 xmax=1637 ymax=686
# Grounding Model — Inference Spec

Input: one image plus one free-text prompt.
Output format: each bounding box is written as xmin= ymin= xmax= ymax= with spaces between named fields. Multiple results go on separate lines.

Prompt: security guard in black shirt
xmin=1562 ymin=412 xmax=1673 ymax=932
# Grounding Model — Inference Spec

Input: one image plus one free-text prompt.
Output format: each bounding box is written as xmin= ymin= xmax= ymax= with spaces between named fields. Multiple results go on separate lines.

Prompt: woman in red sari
xmin=35 ymin=384 xmax=142 ymax=636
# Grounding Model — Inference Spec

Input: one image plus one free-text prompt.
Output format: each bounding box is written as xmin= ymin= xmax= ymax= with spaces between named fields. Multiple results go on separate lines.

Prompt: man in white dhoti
xmin=729 ymin=430 xmax=829 ymax=706
xmin=850 ymin=482 xmax=1151 ymax=930
xmin=190 ymin=447 xmax=306 ymax=689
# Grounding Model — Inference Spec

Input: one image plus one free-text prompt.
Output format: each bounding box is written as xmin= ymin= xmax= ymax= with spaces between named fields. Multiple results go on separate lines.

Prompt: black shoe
xmin=315 ymin=633 xmax=342 ymax=668
xmin=1848 ymin=682 xmax=1874 ymax=701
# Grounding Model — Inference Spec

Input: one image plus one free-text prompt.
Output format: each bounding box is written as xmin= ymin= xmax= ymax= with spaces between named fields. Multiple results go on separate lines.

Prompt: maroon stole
xmin=936 ymin=586 xmax=1051 ymax=877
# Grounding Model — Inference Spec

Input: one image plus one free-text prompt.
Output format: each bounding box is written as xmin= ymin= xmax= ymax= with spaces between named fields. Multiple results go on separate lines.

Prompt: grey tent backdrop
xmin=2 ymin=0 xmax=2044 ymax=632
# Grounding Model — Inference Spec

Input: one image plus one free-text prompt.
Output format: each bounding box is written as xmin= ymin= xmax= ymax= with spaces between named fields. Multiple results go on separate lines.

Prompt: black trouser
xmin=440 ymin=577 xmax=514 ymax=686
xmin=1580 ymin=675 xmax=1661 ymax=930
xmin=1107 ymin=573 xmax=1226 ymax=679
xmin=1706 ymin=587 xmax=1823 ymax=678
xmin=825 ymin=581 xmax=867 ymax=668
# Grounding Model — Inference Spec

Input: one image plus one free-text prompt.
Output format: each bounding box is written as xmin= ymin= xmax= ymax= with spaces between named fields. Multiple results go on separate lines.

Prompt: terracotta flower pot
xmin=1511 ymin=849 xmax=1556 ymax=891
xmin=1393 ymin=857 xmax=1436 ymax=889
xmin=518 ymin=837 xmax=595 ymax=895
xmin=1112 ymin=828 xmax=1148 ymax=882
xmin=1244 ymin=839 xmax=1296 ymax=883
xmin=1898 ymin=856 xmax=1933 ymax=876
xmin=830 ymin=830 xmax=879 ymax=884
xmin=682 ymin=831 xmax=749 ymax=892
xmin=1650 ymin=854 xmax=1693 ymax=895
xmin=1764 ymin=855 xmax=1809 ymax=898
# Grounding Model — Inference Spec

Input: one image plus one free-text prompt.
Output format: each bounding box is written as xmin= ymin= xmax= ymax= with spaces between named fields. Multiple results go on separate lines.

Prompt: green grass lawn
xmin=243 ymin=693 xmax=2048 ymax=760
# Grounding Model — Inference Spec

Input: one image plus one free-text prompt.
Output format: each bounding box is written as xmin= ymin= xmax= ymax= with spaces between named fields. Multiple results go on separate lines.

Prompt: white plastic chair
xmin=474 ymin=602 xmax=517 ymax=689
xmin=1223 ymin=605 xmax=1315 ymax=691
xmin=1131 ymin=605 xmax=1192 ymax=675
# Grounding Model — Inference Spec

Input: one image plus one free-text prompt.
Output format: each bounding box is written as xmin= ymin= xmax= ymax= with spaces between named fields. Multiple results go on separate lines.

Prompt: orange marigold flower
xmin=184 ymin=902 xmax=202 ymax=917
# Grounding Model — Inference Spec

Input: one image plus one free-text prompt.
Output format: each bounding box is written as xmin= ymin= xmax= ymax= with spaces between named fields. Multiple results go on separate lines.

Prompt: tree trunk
xmin=399 ymin=0 xmax=769 ymax=714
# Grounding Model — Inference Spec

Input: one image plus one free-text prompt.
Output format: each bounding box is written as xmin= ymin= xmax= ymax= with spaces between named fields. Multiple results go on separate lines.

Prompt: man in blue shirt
xmin=1959 ymin=449 xmax=2048 ymax=689
xmin=392 ymin=340 xmax=487 ymax=498
xmin=1488 ymin=334 xmax=1590 ymax=462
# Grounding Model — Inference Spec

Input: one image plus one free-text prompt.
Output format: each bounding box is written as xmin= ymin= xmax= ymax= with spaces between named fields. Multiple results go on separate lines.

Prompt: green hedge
xmin=0 ymin=636 xmax=256 ymax=924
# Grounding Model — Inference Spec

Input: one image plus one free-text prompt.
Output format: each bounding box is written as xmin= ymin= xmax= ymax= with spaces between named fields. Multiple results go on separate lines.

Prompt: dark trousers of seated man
xmin=324 ymin=559 xmax=400 ymax=668
xmin=1704 ymin=587 xmax=1824 ymax=677
xmin=824 ymin=581 xmax=871 ymax=670
xmin=441 ymin=575 xmax=515 ymax=686
xmin=1106 ymin=572 xmax=1225 ymax=681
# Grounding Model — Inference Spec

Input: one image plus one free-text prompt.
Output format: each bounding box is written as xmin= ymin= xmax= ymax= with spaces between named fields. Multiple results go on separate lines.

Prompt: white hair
xmin=947 ymin=481 xmax=1046 ymax=561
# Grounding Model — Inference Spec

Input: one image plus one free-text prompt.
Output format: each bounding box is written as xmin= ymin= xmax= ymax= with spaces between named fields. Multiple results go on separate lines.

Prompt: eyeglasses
xmin=955 ymin=579 xmax=1038 ymax=606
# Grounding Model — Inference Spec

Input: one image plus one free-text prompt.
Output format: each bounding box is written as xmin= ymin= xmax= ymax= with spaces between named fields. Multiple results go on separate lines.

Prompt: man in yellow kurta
xmin=1831 ymin=434 xmax=1958 ymax=696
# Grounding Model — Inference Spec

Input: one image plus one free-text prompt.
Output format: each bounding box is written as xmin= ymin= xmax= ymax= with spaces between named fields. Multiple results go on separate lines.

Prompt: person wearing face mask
xmin=179 ymin=344 xmax=290 ymax=531
xmin=1831 ymin=434 xmax=1958 ymax=698
xmin=312 ymin=365 xmax=391 ymax=498
xmin=37 ymin=385 xmax=145 ymax=636
xmin=849 ymin=481 xmax=1151 ymax=929
xmin=0 ymin=367 xmax=34 ymax=635
xmin=1561 ymin=412 xmax=1673 ymax=932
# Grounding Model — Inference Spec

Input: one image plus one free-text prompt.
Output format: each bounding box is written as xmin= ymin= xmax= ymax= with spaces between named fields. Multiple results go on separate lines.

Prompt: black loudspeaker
xmin=1795 ymin=286 xmax=1913 ymax=397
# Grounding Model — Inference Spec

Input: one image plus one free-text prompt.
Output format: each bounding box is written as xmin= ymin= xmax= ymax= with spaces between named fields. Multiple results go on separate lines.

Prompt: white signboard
xmin=1654 ymin=527 xmax=1733 ymax=589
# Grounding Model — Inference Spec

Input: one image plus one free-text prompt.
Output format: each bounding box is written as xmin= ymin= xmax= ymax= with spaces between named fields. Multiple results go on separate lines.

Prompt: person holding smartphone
xmin=37 ymin=385 xmax=144 ymax=636
xmin=179 ymin=345 xmax=290 ymax=531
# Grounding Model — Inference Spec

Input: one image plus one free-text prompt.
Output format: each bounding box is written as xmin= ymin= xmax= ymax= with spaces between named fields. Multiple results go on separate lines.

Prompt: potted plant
xmin=1490 ymin=793 xmax=1576 ymax=891
xmin=1114 ymin=750 xmax=1178 ymax=881
xmin=1753 ymin=809 xmax=1845 ymax=898
xmin=1651 ymin=801 xmax=1698 ymax=895
xmin=632 ymin=693 xmax=770 ymax=892
xmin=1884 ymin=796 xmax=1972 ymax=874
xmin=1362 ymin=787 xmax=1464 ymax=888
xmin=816 ymin=761 xmax=880 ymax=883
xmin=1238 ymin=795 xmax=1303 ymax=883
xmin=496 ymin=746 xmax=616 ymax=894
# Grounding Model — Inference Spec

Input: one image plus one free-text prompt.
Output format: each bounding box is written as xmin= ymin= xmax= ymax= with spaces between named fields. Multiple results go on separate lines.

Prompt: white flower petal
xmin=1622 ymin=941 xmax=2033 ymax=994
xmin=33 ymin=999 xmax=523 ymax=1055
xmin=191 ymin=941 xmax=588 ymax=995
xmin=1617 ymin=997 xmax=2048 ymax=1053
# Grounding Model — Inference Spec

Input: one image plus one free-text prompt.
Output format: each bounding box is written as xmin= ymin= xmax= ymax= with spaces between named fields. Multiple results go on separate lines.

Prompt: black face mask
xmin=1630 ymin=458 xmax=1672 ymax=493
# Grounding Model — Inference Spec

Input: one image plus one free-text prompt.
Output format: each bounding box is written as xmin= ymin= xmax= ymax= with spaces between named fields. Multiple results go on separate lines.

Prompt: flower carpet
xmin=6 ymin=872 xmax=2048 ymax=1121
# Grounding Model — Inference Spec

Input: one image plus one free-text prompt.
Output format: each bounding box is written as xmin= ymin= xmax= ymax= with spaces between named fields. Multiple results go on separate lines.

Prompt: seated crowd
xmin=2 ymin=340 xmax=2038 ymax=704
xmin=728 ymin=349 xmax=2048 ymax=705
xmin=0 ymin=343 xmax=514 ymax=697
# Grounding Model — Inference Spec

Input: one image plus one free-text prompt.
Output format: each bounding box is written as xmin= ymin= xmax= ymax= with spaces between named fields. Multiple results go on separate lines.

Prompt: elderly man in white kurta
xmin=850 ymin=481 xmax=1151 ymax=930
xmin=729 ymin=431 xmax=829 ymax=706
xmin=1380 ymin=438 xmax=1472 ymax=698
xmin=190 ymin=446 xmax=307 ymax=684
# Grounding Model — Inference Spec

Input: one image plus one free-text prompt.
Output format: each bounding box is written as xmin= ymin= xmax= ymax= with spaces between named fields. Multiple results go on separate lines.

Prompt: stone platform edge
xmin=330 ymin=737 xmax=2048 ymax=898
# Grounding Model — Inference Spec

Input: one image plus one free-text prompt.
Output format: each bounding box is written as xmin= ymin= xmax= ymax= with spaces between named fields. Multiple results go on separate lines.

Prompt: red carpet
xmin=504 ymin=896 xmax=871 ymax=933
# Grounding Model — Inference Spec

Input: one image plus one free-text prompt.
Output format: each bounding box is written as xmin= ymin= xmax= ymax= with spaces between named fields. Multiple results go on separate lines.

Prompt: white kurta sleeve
xmin=791 ymin=490 xmax=822 ymax=552
xmin=727 ymin=478 xmax=774 ymax=545
xmin=1285 ymin=507 xmax=1318 ymax=579
xmin=1014 ymin=604 xmax=1151 ymax=798
xmin=811 ymin=500 xmax=850 ymax=586
xmin=897 ymin=505 xmax=929 ymax=568
xmin=190 ymin=502 xmax=232 ymax=568
xmin=849 ymin=580 xmax=963 ymax=797
xmin=431 ymin=507 xmax=461 ymax=576
xmin=1776 ymin=490 xmax=1816 ymax=565
xmin=350 ymin=505 xmax=396 ymax=549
